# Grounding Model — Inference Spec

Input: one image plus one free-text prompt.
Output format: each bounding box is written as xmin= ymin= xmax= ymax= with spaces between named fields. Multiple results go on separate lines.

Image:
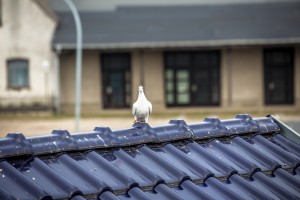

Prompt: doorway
xmin=264 ymin=48 xmax=294 ymax=105
xmin=101 ymin=53 xmax=131 ymax=108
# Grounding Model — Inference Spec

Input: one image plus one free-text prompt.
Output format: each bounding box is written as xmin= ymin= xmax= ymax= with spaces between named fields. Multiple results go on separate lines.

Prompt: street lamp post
xmin=64 ymin=0 xmax=82 ymax=132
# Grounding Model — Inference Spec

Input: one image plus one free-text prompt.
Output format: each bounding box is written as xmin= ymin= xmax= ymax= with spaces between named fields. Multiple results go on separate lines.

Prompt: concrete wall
xmin=60 ymin=47 xmax=300 ymax=114
xmin=61 ymin=49 xmax=166 ymax=113
xmin=222 ymin=46 xmax=300 ymax=112
xmin=142 ymin=50 xmax=165 ymax=110
xmin=0 ymin=0 xmax=56 ymax=107
xmin=60 ymin=50 xmax=101 ymax=113
xmin=230 ymin=47 xmax=263 ymax=108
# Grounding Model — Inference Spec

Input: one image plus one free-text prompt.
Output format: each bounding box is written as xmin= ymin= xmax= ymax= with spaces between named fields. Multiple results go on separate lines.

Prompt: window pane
xmin=166 ymin=81 xmax=173 ymax=92
xmin=164 ymin=51 xmax=220 ymax=106
xmin=264 ymin=48 xmax=294 ymax=104
xmin=177 ymin=81 xmax=189 ymax=93
xmin=167 ymin=93 xmax=174 ymax=104
xmin=101 ymin=53 xmax=131 ymax=108
xmin=102 ymin=53 xmax=130 ymax=70
xmin=166 ymin=69 xmax=173 ymax=80
xmin=7 ymin=60 xmax=29 ymax=87
xmin=166 ymin=53 xmax=190 ymax=68
xmin=176 ymin=70 xmax=189 ymax=80
xmin=177 ymin=93 xmax=190 ymax=104
xmin=267 ymin=51 xmax=292 ymax=65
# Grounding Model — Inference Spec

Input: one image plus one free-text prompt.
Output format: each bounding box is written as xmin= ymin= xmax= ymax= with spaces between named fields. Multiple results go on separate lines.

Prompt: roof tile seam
xmin=50 ymin=166 xmax=296 ymax=198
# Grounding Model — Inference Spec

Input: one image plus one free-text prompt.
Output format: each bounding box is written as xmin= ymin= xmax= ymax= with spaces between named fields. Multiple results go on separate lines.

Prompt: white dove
xmin=132 ymin=86 xmax=152 ymax=123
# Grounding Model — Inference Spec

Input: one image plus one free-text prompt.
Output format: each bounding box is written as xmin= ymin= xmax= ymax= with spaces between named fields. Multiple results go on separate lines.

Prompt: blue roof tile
xmin=0 ymin=115 xmax=299 ymax=199
xmin=177 ymin=180 xmax=215 ymax=200
xmin=0 ymin=161 xmax=50 ymax=200
xmin=150 ymin=183 xmax=184 ymax=200
xmin=18 ymin=157 xmax=79 ymax=199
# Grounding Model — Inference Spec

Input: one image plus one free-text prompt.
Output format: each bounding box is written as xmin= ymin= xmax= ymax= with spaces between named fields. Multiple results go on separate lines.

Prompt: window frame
xmin=100 ymin=52 xmax=132 ymax=109
xmin=263 ymin=47 xmax=294 ymax=105
xmin=164 ymin=50 xmax=221 ymax=107
xmin=6 ymin=59 xmax=30 ymax=90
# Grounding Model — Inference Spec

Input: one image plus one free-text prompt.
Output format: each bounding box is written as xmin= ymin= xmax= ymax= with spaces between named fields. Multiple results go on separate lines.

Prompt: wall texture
xmin=230 ymin=47 xmax=263 ymax=108
xmin=0 ymin=0 xmax=57 ymax=107
xmin=59 ymin=47 xmax=300 ymax=113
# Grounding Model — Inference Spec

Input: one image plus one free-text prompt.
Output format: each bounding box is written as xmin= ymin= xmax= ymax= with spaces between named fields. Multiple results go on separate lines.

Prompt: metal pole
xmin=227 ymin=48 xmax=232 ymax=108
xmin=54 ymin=47 xmax=61 ymax=114
xmin=64 ymin=0 xmax=82 ymax=132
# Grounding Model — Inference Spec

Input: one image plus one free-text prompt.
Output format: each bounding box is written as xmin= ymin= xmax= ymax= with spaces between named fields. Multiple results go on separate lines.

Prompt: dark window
xmin=101 ymin=53 xmax=131 ymax=108
xmin=165 ymin=51 xmax=220 ymax=106
xmin=7 ymin=59 xmax=29 ymax=89
xmin=264 ymin=47 xmax=294 ymax=105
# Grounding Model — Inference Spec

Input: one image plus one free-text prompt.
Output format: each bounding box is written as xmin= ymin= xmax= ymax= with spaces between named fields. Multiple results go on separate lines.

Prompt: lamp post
xmin=42 ymin=60 xmax=49 ymax=108
xmin=64 ymin=0 xmax=82 ymax=132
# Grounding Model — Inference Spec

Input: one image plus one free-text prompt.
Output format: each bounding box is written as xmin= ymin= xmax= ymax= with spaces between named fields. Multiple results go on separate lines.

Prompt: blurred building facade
xmin=0 ymin=0 xmax=57 ymax=110
xmin=0 ymin=0 xmax=299 ymax=113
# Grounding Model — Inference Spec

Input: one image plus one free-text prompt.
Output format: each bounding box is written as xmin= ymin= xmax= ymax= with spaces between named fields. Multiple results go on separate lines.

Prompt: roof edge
xmin=34 ymin=0 xmax=59 ymax=23
xmin=53 ymin=37 xmax=300 ymax=50
xmin=269 ymin=115 xmax=300 ymax=145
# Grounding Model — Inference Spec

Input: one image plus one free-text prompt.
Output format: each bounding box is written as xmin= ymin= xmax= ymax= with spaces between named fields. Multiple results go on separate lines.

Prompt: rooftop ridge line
xmin=0 ymin=114 xmax=280 ymax=159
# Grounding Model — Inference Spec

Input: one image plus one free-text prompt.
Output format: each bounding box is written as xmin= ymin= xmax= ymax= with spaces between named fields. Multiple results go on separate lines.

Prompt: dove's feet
xmin=134 ymin=120 xmax=147 ymax=124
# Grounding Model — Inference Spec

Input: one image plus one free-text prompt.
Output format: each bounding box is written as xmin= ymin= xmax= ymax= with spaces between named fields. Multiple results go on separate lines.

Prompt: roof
xmin=0 ymin=114 xmax=300 ymax=199
xmin=52 ymin=1 xmax=300 ymax=50
xmin=34 ymin=0 xmax=58 ymax=23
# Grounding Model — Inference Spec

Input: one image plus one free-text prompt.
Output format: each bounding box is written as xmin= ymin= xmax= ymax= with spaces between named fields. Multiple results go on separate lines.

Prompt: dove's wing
xmin=148 ymin=101 xmax=152 ymax=114
xmin=132 ymin=102 xmax=138 ymax=116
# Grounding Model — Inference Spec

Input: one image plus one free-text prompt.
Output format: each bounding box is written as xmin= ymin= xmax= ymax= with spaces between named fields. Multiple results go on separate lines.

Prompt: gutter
xmin=269 ymin=115 xmax=300 ymax=145
xmin=53 ymin=37 xmax=300 ymax=50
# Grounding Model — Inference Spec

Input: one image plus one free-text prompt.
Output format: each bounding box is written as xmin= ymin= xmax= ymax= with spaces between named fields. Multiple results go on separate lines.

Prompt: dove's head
xmin=138 ymin=86 xmax=144 ymax=93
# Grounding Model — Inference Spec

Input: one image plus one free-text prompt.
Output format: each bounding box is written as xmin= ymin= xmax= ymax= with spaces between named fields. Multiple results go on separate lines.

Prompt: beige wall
xmin=60 ymin=47 xmax=300 ymax=114
xmin=61 ymin=49 xmax=166 ymax=113
xmin=142 ymin=50 xmax=165 ymax=110
xmin=222 ymin=46 xmax=300 ymax=112
xmin=60 ymin=50 xmax=101 ymax=112
xmin=0 ymin=0 xmax=56 ymax=107
xmin=131 ymin=50 xmax=141 ymax=102
xmin=230 ymin=47 xmax=263 ymax=108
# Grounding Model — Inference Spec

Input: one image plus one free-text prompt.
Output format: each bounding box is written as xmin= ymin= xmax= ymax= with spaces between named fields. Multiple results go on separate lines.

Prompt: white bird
xmin=132 ymin=86 xmax=152 ymax=123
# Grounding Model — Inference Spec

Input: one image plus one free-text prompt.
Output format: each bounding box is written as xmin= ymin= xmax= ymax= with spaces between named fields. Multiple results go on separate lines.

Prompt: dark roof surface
xmin=52 ymin=1 xmax=300 ymax=49
xmin=0 ymin=114 xmax=300 ymax=200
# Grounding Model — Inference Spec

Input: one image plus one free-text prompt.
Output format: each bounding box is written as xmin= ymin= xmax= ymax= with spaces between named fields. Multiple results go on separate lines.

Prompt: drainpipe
xmin=54 ymin=46 xmax=61 ymax=114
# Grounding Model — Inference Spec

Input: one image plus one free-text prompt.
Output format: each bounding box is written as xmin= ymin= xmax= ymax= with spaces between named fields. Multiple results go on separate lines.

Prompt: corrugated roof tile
xmin=228 ymin=174 xmax=270 ymax=200
xmin=178 ymin=180 xmax=215 ymax=200
xmin=231 ymin=136 xmax=280 ymax=171
xmin=18 ymin=157 xmax=79 ymax=199
xmin=185 ymin=142 xmax=236 ymax=177
xmin=133 ymin=145 xmax=189 ymax=184
xmin=252 ymin=135 xmax=300 ymax=169
xmin=45 ymin=154 xmax=106 ymax=195
xmin=205 ymin=176 xmax=245 ymax=199
xmin=0 ymin=161 xmax=50 ymax=200
xmin=112 ymin=149 xmax=162 ymax=187
xmin=151 ymin=183 xmax=184 ymax=200
xmin=0 ymin=115 xmax=299 ymax=199
xmin=252 ymin=171 xmax=299 ymax=199
xmin=271 ymin=134 xmax=300 ymax=158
